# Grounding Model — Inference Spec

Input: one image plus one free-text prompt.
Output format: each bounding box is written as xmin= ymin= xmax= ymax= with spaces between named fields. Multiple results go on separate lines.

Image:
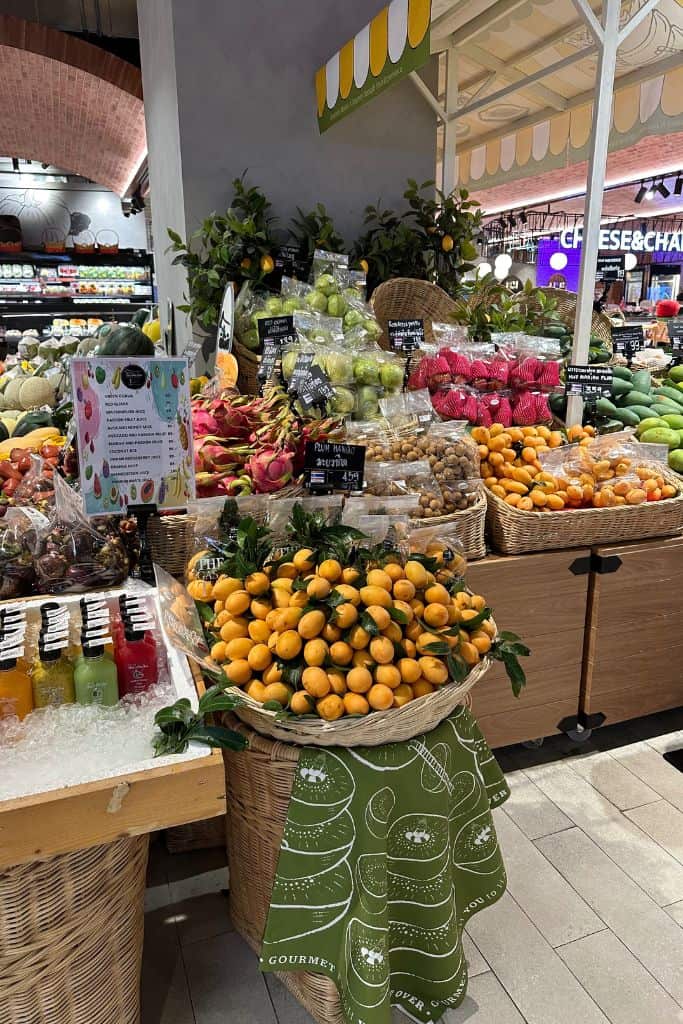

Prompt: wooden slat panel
xmin=0 ymin=752 xmax=225 ymax=870
xmin=478 ymin=698 xmax=579 ymax=749
xmin=467 ymin=550 xmax=588 ymax=744
xmin=582 ymin=537 xmax=683 ymax=723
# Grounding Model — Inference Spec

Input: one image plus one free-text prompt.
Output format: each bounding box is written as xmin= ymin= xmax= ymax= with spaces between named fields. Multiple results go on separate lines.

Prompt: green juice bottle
xmin=32 ymin=644 xmax=75 ymax=708
xmin=74 ymin=635 xmax=119 ymax=706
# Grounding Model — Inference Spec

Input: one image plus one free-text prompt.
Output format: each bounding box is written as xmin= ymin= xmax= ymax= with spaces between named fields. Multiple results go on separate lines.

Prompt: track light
xmin=634 ymin=181 xmax=647 ymax=204
xmin=507 ymin=214 xmax=516 ymax=229
xmin=644 ymin=181 xmax=655 ymax=200
xmin=519 ymin=210 xmax=527 ymax=225
xmin=674 ymin=176 xmax=683 ymax=196
xmin=658 ymin=179 xmax=671 ymax=198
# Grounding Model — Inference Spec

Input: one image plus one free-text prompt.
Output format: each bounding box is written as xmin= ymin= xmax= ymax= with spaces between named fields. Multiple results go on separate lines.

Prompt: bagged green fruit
xmin=306 ymin=290 xmax=329 ymax=313
xmin=353 ymin=385 xmax=382 ymax=420
xmin=353 ymin=355 xmax=381 ymax=386
xmin=326 ymin=386 xmax=355 ymax=416
xmin=379 ymin=358 xmax=405 ymax=393
xmin=322 ymin=349 xmax=354 ymax=385
xmin=326 ymin=294 xmax=347 ymax=318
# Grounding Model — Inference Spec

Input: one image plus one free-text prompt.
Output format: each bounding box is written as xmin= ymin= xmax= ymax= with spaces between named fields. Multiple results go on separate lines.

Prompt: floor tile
xmin=625 ymin=800 xmax=683 ymax=865
xmin=611 ymin=743 xmax=683 ymax=813
xmin=501 ymin=771 xmax=573 ymax=840
xmin=183 ymin=930 xmax=277 ymax=1024
xmin=647 ymin=730 xmax=683 ymax=754
xmin=145 ymin=882 xmax=173 ymax=913
xmin=141 ymin=908 xmax=195 ymax=1024
xmin=165 ymin=847 xmax=227 ymax=884
xmin=264 ymin=975 xmax=315 ymax=1024
xmin=444 ymin=971 xmax=526 ymax=1023
xmin=568 ymin=751 xmax=659 ymax=810
xmin=169 ymin=865 xmax=229 ymax=904
xmin=557 ymin=929 xmax=683 ymax=1024
xmin=665 ymin=901 xmax=683 ymax=927
xmin=494 ymin=810 xmax=603 ymax=947
xmin=537 ymin=827 xmax=683 ymax=1006
xmin=173 ymin=890 xmax=234 ymax=947
xmin=463 ymin=932 xmax=489 ymax=978
xmin=525 ymin=763 xmax=683 ymax=905
xmin=465 ymin=892 xmax=609 ymax=1023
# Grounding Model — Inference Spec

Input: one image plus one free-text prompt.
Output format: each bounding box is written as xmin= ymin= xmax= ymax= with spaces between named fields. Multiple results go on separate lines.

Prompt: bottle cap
xmin=38 ymin=644 xmax=62 ymax=662
xmin=0 ymin=656 xmax=18 ymax=670
xmin=124 ymin=625 xmax=145 ymax=642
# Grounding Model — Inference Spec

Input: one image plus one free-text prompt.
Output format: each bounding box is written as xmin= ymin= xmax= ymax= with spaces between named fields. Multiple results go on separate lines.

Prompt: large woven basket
xmin=486 ymin=465 xmax=683 ymax=555
xmin=537 ymin=288 xmax=612 ymax=348
xmin=233 ymin=337 xmax=259 ymax=395
xmin=148 ymin=513 xmax=197 ymax=578
xmin=233 ymin=634 xmax=493 ymax=747
xmin=0 ymin=835 xmax=148 ymax=1024
xmin=223 ymin=720 xmax=343 ymax=1024
xmin=413 ymin=488 xmax=487 ymax=561
xmin=371 ymin=277 xmax=457 ymax=349
xmin=165 ymin=815 xmax=226 ymax=853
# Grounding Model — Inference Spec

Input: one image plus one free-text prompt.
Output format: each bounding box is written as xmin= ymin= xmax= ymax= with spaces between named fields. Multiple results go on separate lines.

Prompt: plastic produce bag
xmin=342 ymin=494 xmax=419 ymax=521
xmin=403 ymin=521 xmax=468 ymax=581
xmin=34 ymin=474 xmax=129 ymax=594
xmin=380 ymin=389 xmax=434 ymax=436
xmin=0 ymin=507 xmax=41 ymax=599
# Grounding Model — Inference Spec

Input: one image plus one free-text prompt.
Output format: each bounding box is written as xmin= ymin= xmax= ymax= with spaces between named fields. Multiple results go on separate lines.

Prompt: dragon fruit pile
xmin=192 ymin=386 xmax=340 ymax=497
xmin=407 ymin=344 xmax=562 ymax=427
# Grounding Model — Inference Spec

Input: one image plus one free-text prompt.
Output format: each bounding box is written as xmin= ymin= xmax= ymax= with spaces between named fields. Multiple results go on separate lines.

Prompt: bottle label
xmin=85 ymin=681 xmax=109 ymax=705
xmin=0 ymin=696 xmax=18 ymax=718
xmin=126 ymin=662 xmax=153 ymax=692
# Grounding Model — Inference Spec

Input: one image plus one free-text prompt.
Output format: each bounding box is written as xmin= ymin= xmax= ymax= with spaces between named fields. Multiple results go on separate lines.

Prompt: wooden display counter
xmin=468 ymin=549 xmax=590 ymax=748
xmin=581 ymin=536 xmax=683 ymax=726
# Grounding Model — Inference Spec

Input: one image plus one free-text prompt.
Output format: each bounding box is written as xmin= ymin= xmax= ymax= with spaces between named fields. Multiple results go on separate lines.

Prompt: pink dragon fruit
xmin=421 ymin=355 xmax=452 ymax=392
xmin=512 ymin=392 xmax=538 ymax=426
xmin=247 ymin=446 xmax=295 ymax=493
xmin=192 ymin=406 xmax=220 ymax=438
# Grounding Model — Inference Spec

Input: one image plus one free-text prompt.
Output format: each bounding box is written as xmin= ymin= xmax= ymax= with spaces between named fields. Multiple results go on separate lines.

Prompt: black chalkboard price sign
xmin=611 ymin=325 xmax=644 ymax=366
xmin=565 ymin=365 xmax=613 ymax=398
xmin=387 ymin=319 xmax=425 ymax=353
xmin=257 ymin=315 xmax=295 ymax=390
xmin=304 ymin=441 xmax=366 ymax=492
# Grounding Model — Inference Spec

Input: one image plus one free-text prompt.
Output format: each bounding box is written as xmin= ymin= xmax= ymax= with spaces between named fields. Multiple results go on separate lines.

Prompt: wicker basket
xmin=233 ymin=632 xmax=493 ymax=747
xmin=233 ymin=337 xmax=259 ymax=395
xmin=165 ymin=816 xmax=226 ymax=853
xmin=147 ymin=513 xmax=197 ymax=578
xmin=413 ymin=489 xmax=487 ymax=561
xmin=537 ymin=288 xmax=612 ymax=348
xmin=486 ymin=465 xmax=683 ymax=555
xmin=0 ymin=835 xmax=148 ymax=1024
xmin=371 ymin=278 xmax=457 ymax=349
xmin=223 ymin=721 xmax=343 ymax=1024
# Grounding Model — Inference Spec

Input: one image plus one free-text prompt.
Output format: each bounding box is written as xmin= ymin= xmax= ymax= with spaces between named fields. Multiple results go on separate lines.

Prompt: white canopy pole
xmin=442 ymin=45 xmax=459 ymax=196
xmin=568 ymin=0 xmax=661 ymax=426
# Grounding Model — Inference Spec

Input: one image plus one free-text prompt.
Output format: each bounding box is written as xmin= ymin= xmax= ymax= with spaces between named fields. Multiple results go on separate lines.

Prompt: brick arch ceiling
xmin=0 ymin=15 xmax=146 ymax=196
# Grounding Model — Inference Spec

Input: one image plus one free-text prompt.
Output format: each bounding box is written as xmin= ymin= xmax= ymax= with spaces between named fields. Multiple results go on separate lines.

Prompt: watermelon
xmin=98 ymin=325 xmax=155 ymax=357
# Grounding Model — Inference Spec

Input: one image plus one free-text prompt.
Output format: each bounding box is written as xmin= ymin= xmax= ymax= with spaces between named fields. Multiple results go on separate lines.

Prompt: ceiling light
xmin=634 ymin=181 xmax=647 ymax=204
xmin=476 ymin=262 xmax=492 ymax=278
xmin=494 ymin=265 xmax=508 ymax=281
xmin=549 ymin=252 xmax=568 ymax=271
xmin=658 ymin=179 xmax=671 ymax=198
xmin=519 ymin=210 xmax=528 ymax=225
xmin=624 ymin=253 xmax=638 ymax=271
xmin=674 ymin=175 xmax=683 ymax=196
xmin=507 ymin=214 xmax=516 ymax=229
xmin=495 ymin=253 xmax=513 ymax=271
xmin=644 ymin=181 xmax=655 ymax=200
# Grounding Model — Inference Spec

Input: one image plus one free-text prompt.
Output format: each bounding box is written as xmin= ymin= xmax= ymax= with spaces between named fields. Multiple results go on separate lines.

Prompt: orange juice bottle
xmin=0 ymin=654 xmax=33 ymax=720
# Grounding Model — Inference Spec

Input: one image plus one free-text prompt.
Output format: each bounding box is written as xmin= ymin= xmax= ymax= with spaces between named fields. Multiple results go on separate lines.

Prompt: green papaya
xmin=610 ymin=378 xmax=632 ymax=397
xmin=621 ymin=391 xmax=653 ymax=407
xmin=651 ymin=402 xmax=682 ymax=417
xmin=628 ymin=406 xmax=659 ymax=421
xmin=655 ymin=387 xmax=683 ymax=408
xmin=612 ymin=408 xmax=640 ymax=427
xmin=596 ymin=397 xmax=619 ymax=417
xmin=611 ymin=366 xmax=633 ymax=381
xmin=630 ymin=369 xmax=652 ymax=393
xmin=636 ymin=417 xmax=669 ymax=435
xmin=543 ymin=324 xmax=568 ymax=338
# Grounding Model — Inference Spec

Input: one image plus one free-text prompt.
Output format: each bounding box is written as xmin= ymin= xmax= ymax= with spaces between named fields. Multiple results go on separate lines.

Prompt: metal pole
xmin=566 ymin=0 xmax=619 ymax=426
xmin=442 ymin=45 xmax=459 ymax=196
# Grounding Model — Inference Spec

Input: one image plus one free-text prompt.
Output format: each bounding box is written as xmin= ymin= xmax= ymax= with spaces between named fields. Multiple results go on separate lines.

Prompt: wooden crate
xmin=467 ymin=549 xmax=590 ymax=747
xmin=581 ymin=536 xmax=683 ymax=726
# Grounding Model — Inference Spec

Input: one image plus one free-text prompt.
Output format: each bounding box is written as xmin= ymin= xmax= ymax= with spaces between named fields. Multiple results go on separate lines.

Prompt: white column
xmin=442 ymin=46 xmax=459 ymax=196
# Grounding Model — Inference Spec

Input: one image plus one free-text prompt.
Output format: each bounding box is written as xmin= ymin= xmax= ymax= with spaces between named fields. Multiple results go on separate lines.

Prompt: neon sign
xmin=560 ymin=228 xmax=683 ymax=253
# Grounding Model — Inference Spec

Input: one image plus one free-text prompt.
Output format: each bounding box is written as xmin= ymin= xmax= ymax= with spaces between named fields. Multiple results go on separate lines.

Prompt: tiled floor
xmin=142 ymin=713 xmax=683 ymax=1024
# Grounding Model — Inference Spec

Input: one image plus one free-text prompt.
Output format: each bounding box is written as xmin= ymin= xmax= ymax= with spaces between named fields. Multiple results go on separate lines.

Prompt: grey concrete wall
xmin=170 ymin=0 xmax=437 ymax=242
xmin=137 ymin=0 xmax=191 ymax=350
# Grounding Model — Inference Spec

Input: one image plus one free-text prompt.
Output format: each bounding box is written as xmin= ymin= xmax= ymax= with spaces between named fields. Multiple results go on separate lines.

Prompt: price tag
xmin=612 ymin=325 xmax=644 ymax=365
xmin=565 ymin=365 xmax=613 ymax=398
xmin=387 ymin=318 xmax=425 ymax=353
xmin=298 ymin=366 xmax=334 ymax=411
xmin=304 ymin=441 xmax=366 ymax=493
xmin=288 ymin=351 xmax=315 ymax=396
xmin=668 ymin=320 xmax=683 ymax=364
xmin=275 ymin=245 xmax=310 ymax=280
xmin=257 ymin=315 xmax=294 ymax=390
xmin=596 ymin=255 xmax=625 ymax=282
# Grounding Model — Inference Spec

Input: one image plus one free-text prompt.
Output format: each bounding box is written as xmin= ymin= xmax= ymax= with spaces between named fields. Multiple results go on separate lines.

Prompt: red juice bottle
xmin=117 ymin=625 xmax=158 ymax=696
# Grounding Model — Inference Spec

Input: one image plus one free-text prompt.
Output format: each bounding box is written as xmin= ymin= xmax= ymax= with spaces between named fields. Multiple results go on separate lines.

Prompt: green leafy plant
xmin=167 ymin=174 xmax=278 ymax=331
xmin=290 ymin=203 xmax=345 ymax=263
xmin=352 ymin=179 xmax=482 ymax=296
xmin=215 ymin=516 xmax=274 ymax=578
xmin=153 ymin=685 xmax=247 ymax=756
xmin=450 ymin=274 xmax=566 ymax=343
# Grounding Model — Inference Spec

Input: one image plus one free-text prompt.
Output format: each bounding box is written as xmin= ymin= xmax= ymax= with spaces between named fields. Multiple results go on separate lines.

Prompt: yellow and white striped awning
xmin=316 ymin=0 xmax=431 ymax=132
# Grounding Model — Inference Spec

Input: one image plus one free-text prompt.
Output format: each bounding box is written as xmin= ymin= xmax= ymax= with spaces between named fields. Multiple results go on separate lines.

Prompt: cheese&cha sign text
xmin=560 ymin=227 xmax=683 ymax=253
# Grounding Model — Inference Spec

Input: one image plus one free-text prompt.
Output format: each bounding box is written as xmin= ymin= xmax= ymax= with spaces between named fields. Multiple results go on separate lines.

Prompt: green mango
xmin=640 ymin=427 xmax=681 ymax=449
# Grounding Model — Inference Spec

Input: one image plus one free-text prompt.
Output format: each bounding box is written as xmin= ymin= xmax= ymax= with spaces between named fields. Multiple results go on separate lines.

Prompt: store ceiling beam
xmin=617 ymin=0 xmax=660 ymax=44
xmin=458 ymin=45 xmax=594 ymax=118
xmin=409 ymin=72 xmax=448 ymax=123
xmin=436 ymin=0 xmax=530 ymax=48
xmin=571 ymin=0 xmax=604 ymax=44
xmin=431 ymin=0 xmax=501 ymax=48
xmin=463 ymin=43 xmax=569 ymax=111
xmin=455 ymin=50 xmax=681 ymax=154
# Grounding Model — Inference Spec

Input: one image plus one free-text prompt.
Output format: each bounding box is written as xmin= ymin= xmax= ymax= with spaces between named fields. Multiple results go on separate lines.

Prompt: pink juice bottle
xmin=117 ymin=625 xmax=158 ymax=697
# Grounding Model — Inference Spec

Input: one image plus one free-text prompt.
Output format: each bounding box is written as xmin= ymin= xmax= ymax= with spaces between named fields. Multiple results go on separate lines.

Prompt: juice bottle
xmin=74 ymin=637 xmax=119 ymax=706
xmin=117 ymin=626 xmax=158 ymax=696
xmin=0 ymin=655 xmax=33 ymax=720
xmin=32 ymin=645 xmax=75 ymax=708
